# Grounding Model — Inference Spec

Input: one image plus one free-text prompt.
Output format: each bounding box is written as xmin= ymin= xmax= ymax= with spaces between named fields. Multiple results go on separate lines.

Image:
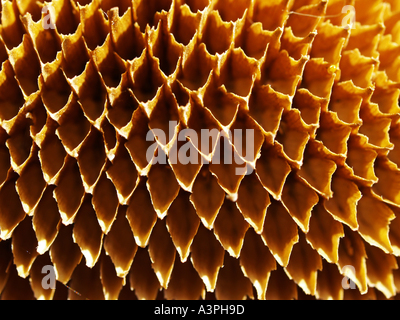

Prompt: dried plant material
xmin=129 ymin=247 xmax=160 ymax=300
xmin=77 ymin=127 xmax=107 ymax=191
xmin=15 ymin=153 xmax=46 ymax=213
xmin=293 ymin=89 xmax=323 ymax=126
xmin=256 ymin=142 xmax=291 ymax=200
xmin=0 ymin=178 xmax=26 ymax=240
xmin=165 ymin=190 xmax=200 ymax=262
xmin=265 ymin=265 xmax=298 ymax=300
xmin=286 ymin=1 xmax=327 ymax=37
xmin=91 ymin=173 xmax=119 ymax=234
xmin=103 ymin=206 xmax=137 ymax=278
xmin=261 ymin=200 xmax=299 ymax=267
xmin=100 ymin=253 xmax=125 ymax=300
xmin=240 ymin=228 xmax=276 ymax=299
xmin=124 ymin=108 xmax=154 ymax=172
xmin=338 ymin=227 xmax=368 ymax=294
xmin=168 ymin=135 xmax=203 ymax=191
xmin=249 ymin=83 xmax=289 ymax=136
xmin=126 ymin=178 xmax=157 ymax=248
xmin=39 ymin=132 xmax=66 ymax=184
xmin=32 ymin=186 xmax=61 ymax=255
xmin=213 ymin=199 xmax=249 ymax=258
xmin=68 ymin=59 xmax=107 ymax=123
xmin=7 ymin=35 xmax=40 ymax=96
xmin=0 ymin=61 xmax=25 ymax=122
xmin=281 ymin=173 xmax=319 ymax=233
xmin=372 ymin=157 xmax=400 ymax=206
xmin=310 ymin=21 xmax=348 ymax=65
xmin=72 ymin=197 xmax=103 ymax=268
xmin=328 ymin=81 xmax=364 ymax=125
xmin=356 ymin=193 xmax=395 ymax=254
xmin=21 ymin=12 xmax=61 ymax=65
xmin=106 ymin=142 xmax=138 ymax=204
xmin=261 ymin=50 xmax=308 ymax=96
xmin=55 ymin=98 xmax=91 ymax=155
xmin=346 ymin=134 xmax=378 ymax=183
xmin=146 ymin=162 xmax=180 ymax=218
xmin=215 ymin=253 xmax=253 ymax=300
xmin=364 ymin=243 xmax=398 ymax=298
xmin=371 ymin=86 xmax=400 ymax=116
xmin=345 ymin=23 xmax=383 ymax=59
xmin=190 ymin=166 xmax=225 ymax=229
xmin=190 ymin=224 xmax=224 ymax=292
xmin=49 ymin=225 xmax=82 ymax=285
xmin=340 ymin=50 xmax=378 ymax=89
xmin=164 ymin=257 xmax=205 ymax=300
xmin=202 ymin=74 xmax=241 ymax=127
xmin=2 ymin=0 xmax=400 ymax=301
xmin=301 ymin=58 xmax=336 ymax=99
xmin=0 ymin=264 xmax=34 ymax=300
xmin=68 ymin=260 xmax=104 ymax=300
xmin=284 ymin=233 xmax=323 ymax=296
xmin=306 ymin=202 xmax=344 ymax=263
xmin=281 ymin=27 xmax=316 ymax=61
xmin=324 ymin=174 xmax=361 ymax=230
xmin=275 ymin=109 xmax=311 ymax=165
xmin=315 ymin=111 xmax=352 ymax=155
xmin=11 ymin=216 xmax=38 ymax=278
xmin=298 ymin=141 xmax=337 ymax=198
xmin=147 ymin=219 xmax=176 ymax=288
xmin=316 ymin=260 xmax=344 ymax=300
xmin=60 ymin=24 xmax=90 ymax=79
xmin=29 ymin=253 xmax=55 ymax=300
xmin=209 ymin=135 xmax=247 ymax=195
xmin=0 ymin=0 xmax=25 ymax=49
xmin=236 ymin=172 xmax=270 ymax=233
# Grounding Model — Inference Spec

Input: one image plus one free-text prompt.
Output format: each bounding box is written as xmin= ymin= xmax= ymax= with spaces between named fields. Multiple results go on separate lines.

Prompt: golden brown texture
xmin=1 ymin=0 xmax=400 ymax=300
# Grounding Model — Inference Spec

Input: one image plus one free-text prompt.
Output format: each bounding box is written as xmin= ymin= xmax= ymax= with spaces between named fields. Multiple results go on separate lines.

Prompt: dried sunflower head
xmin=1 ymin=0 xmax=400 ymax=301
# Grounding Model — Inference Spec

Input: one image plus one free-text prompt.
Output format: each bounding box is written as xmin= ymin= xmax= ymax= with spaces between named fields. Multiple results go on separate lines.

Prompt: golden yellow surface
xmin=0 ymin=0 xmax=400 ymax=300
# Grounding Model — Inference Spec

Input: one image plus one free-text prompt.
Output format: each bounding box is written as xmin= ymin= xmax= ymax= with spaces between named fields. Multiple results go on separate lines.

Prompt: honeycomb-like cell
xmin=1 ymin=0 xmax=400 ymax=300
